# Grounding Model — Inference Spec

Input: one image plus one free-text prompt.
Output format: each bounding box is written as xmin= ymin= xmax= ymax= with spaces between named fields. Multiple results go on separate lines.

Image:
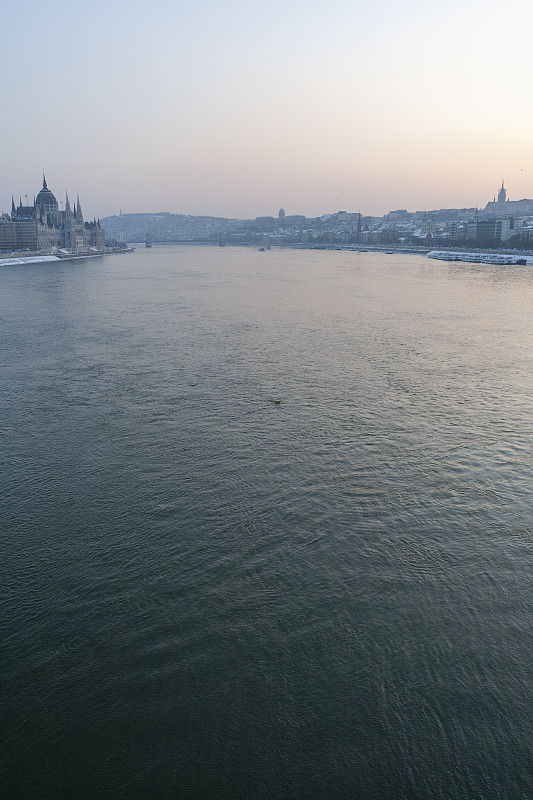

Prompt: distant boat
xmin=258 ymin=247 xmax=265 ymax=252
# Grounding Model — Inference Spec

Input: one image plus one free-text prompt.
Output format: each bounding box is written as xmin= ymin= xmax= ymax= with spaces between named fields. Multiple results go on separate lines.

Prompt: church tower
xmin=498 ymin=180 xmax=507 ymax=205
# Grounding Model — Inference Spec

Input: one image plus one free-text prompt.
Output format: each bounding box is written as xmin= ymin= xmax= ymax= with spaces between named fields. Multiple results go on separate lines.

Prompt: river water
xmin=1 ymin=246 xmax=532 ymax=799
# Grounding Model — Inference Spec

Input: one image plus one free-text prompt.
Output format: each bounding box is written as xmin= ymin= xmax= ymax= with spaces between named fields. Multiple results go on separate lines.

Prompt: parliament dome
xmin=35 ymin=175 xmax=58 ymax=210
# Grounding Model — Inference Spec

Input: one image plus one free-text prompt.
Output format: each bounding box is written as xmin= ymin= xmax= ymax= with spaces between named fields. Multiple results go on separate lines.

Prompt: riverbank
xmin=0 ymin=247 xmax=134 ymax=268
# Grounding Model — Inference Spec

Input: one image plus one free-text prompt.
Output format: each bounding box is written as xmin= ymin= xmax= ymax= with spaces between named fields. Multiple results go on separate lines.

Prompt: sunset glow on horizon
xmin=3 ymin=0 xmax=533 ymax=220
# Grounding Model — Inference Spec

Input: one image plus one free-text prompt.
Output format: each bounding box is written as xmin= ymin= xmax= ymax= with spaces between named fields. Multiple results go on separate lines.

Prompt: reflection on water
xmin=1 ymin=247 xmax=533 ymax=799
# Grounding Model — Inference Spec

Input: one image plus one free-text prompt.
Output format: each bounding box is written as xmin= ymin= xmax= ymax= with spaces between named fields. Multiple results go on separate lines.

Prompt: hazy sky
xmin=3 ymin=0 xmax=533 ymax=219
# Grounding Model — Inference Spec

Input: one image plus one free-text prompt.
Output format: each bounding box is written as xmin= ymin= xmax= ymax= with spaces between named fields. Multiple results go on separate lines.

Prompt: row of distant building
xmin=368 ymin=181 xmax=533 ymax=247
xmin=244 ymin=182 xmax=533 ymax=247
xmin=5 ymin=177 xmax=533 ymax=253
xmin=0 ymin=175 xmax=107 ymax=254
xmin=102 ymin=180 xmax=533 ymax=248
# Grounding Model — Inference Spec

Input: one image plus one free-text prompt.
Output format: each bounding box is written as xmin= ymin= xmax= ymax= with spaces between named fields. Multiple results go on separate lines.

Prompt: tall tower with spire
xmin=76 ymin=194 xmax=84 ymax=225
xmin=63 ymin=192 xmax=77 ymax=252
xmin=73 ymin=194 xmax=85 ymax=249
xmin=498 ymin=180 xmax=507 ymax=205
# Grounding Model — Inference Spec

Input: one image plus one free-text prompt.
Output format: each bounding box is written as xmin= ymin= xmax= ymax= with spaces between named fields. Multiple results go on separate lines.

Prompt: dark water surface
xmin=1 ymin=246 xmax=532 ymax=799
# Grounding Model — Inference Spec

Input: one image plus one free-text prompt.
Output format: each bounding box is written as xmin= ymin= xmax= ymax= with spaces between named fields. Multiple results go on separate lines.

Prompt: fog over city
xmin=3 ymin=0 xmax=533 ymax=218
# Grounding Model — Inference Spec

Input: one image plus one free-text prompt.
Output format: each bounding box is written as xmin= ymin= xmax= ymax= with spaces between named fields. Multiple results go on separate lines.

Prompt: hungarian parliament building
xmin=0 ymin=175 xmax=106 ymax=254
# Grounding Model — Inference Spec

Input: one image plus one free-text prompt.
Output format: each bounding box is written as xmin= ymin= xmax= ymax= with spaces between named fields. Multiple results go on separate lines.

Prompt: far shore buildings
xmin=17 ymin=176 xmax=532 ymax=250
xmin=0 ymin=175 xmax=106 ymax=254
xmin=483 ymin=180 xmax=533 ymax=217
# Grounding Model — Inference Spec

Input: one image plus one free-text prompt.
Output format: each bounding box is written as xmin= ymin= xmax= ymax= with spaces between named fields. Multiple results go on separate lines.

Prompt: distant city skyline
xmin=3 ymin=174 xmax=531 ymax=225
xmin=3 ymin=0 xmax=533 ymax=220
